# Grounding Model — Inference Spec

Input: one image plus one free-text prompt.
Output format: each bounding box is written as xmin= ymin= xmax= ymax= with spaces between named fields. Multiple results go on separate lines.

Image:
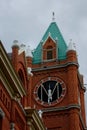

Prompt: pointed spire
xmin=52 ymin=12 xmax=55 ymax=22
xmin=67 ymin=39 xmax=76 ymax=51
xmin=26 ymin=46 xmax=33 ymax=57
xmin=12 ymin=40 xmax=19 ymax=48
xmin=18 ymin=44 xmax=26 ymax=55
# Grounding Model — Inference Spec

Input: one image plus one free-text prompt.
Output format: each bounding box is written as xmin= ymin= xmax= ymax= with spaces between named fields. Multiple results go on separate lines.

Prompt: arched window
xmin=18 ymin=69 xmax=25 ymax=107
xmin=18 ymin=69 xmax=25 ymax=86
xmin=47 ymin=46 xmax=53 ymax=60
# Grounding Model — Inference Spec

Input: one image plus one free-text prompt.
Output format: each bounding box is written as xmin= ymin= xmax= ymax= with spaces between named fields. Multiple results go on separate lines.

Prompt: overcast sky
xmin=0 ymin=0 xmax=87 ymax=124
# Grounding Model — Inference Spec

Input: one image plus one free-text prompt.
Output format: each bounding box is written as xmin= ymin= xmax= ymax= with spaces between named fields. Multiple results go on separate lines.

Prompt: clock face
xmin=34 ymin=77 xmax=66 ymax=106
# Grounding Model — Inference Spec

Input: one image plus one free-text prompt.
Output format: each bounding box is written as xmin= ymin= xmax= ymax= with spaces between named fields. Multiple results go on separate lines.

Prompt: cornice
xmin=41 ymin=104 xmax=87 ymax=130
xmin=32 ymin=61 xmax=79 ymax=72
xmin=41 ymin=104 xmax=80 ymax=113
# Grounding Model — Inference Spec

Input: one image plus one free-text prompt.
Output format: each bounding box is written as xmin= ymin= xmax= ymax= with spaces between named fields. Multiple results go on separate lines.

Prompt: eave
xmin=32 ymin=61 xmax=79 ymax=72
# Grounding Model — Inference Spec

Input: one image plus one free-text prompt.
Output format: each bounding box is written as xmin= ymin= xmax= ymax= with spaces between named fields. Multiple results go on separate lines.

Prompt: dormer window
xmin=42 ymin=37 xmax=57 ymax=61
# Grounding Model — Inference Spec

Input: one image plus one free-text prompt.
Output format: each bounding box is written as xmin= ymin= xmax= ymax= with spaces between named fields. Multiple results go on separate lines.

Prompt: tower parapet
xmin=67 ymin=40 xmax=78 ymax=64
xmin=12 ymin=40 xmax=19 ymax=70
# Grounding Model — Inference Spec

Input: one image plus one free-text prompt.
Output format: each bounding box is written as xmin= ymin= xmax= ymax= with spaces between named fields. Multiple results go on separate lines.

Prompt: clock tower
xmin=27 ymin=20 xmax=86 ymax=130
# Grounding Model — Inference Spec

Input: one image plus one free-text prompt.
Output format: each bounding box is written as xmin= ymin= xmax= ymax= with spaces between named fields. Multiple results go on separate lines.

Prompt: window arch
xmin=42 ymin=37 xmax=57 ymax=61
xmin=18 ymin=69 xmax=25 ymax=86
xmin=47 ymin=46 xmax=52 ymax=49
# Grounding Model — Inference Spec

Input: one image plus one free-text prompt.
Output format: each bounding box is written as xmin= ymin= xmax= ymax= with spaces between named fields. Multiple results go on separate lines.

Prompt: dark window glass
xmin=0 ymin=116 xmax=2 ymax=130
xmin=18 ymin=69 xmax=25 ymax=86
xmin=47 ymin=50 xmax=53 ymax=60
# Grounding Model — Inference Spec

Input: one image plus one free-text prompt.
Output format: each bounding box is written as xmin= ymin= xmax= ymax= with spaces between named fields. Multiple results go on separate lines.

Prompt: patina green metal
xmin=32 ymin=22 xmax=67 ymax=64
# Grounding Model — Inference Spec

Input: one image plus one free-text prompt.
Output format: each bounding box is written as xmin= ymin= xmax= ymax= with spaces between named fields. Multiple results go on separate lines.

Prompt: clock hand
xmin=48 ymin=84 xmax=52 ymax=103
xmin=41 ymin=84 xmax=48 ymax=96
xmin=52 ymin=82 xmax=58 ymax=95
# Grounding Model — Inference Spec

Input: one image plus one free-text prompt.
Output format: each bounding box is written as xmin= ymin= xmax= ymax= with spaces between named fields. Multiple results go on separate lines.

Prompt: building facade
xmin=0 ymin=20 xmax=87 ymax=130
xmin=0 ymin=42 xmax=46 ymax=130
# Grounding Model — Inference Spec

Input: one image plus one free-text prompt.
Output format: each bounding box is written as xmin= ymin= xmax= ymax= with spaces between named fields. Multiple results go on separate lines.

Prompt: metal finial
xmin=67 ymin=39 xmax=76 ymax=51
xmin=52 ymin=12 xmax=55 ymax=21
xmin=70 ymin=39 xmax=76 ymax=49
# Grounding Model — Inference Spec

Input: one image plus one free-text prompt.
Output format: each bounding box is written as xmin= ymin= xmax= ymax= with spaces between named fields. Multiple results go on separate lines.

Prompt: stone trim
xmin=79 ymin=113 xmax=87 ymax=130
xmin=41 ymin=104 xmax=80 ymax=113
xmin=32 ymin=61 xmax=78 ymax=72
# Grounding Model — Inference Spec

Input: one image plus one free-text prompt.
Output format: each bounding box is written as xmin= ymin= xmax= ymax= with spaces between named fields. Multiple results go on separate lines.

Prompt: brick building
xmin=0 ymin=42 xmax=46 ymax=130
xmin=0 ymin=19 xmax=87 ymax=130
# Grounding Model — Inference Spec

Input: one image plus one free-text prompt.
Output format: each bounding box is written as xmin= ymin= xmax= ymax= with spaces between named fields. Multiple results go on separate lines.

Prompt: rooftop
xmin=32 ymin=22 xmax=67 ymax=64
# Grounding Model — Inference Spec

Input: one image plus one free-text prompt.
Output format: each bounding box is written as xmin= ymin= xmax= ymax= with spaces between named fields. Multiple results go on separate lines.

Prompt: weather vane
xmin=52 ymin=12 xmax=55 ymax=22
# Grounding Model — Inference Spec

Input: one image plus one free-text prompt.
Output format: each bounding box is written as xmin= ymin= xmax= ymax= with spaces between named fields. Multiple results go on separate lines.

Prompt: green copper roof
xmin=32 ymin=22 xmax=67 ymax=64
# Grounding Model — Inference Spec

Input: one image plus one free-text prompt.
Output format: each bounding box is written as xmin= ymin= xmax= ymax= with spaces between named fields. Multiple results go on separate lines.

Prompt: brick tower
xmin=28 ymin=20 xmax=87 ymax=130
xmin=10 ymin=18 xmax=87 ymax=129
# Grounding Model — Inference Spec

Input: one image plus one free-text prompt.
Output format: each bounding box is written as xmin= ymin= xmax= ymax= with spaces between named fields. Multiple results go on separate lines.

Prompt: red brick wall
xmin=10 ymin=43 xmax=86 ymax=130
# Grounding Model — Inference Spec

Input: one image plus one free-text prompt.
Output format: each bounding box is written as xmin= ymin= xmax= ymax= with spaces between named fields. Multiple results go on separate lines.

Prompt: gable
xmin=43 ymin=36 xmax=56 ymax=48
xmin=32 ymin=22 xmax=67 ymax=64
